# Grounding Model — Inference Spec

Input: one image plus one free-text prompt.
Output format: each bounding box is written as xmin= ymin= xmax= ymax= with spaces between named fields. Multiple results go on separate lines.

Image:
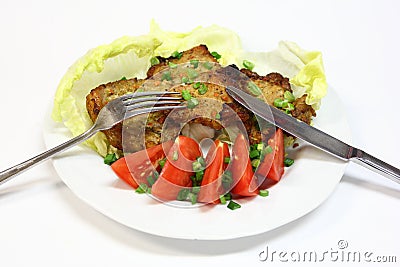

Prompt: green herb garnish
xmin=259 ymin=189 xmax=269 ymax=197
xmin=284 ymin=157 xmax=294 ymax=167
xmin=284 ymin=91 xmax=295 ymax=102
xmin=171 ymin=51 xmax=183 ymax=59
xmin=161 ymin=71 xmax=172 ymax=81
xmin=203 ymin=62 xmax=213 ymax=70
xmin=192 ymin=82 xmax=201 ymax=89
xmin=172 ymin=151 xmax=179 ymax=161
xmin=187 ymin=98 xmax=199 ymax=109
xmin=248 ymin=82 xmax=262 ymax=96
xmin=187 ymin=68 xmax=199 ymax=80
xmin=177 ymin=189 xmax=190 ymax=201
xmin=243 ymin=60 xmax=255 ymax=71
xmin=104 ymin=153 xmax=117 ymax=165
xmin=198 ymin=83 xmax=208 ymax=95
xmin=190 ymin=59 xmax=199 ymax=68
xmin=181 ymin=90 xmax=192 ymax=101
xmin=150 ymin=57 xmax=160 ymax=66
xmin=211 ymin=51 xmax=221 ymax=60
xmin=168 ymin=61 xmax=178 ymax=68
xmin=227 ymin=200 xmax=241 ymax=210
xmin=221 ymin=171 xmax=233 ymax=190
xmin=135 ymin=183 xmax=148 ymax=194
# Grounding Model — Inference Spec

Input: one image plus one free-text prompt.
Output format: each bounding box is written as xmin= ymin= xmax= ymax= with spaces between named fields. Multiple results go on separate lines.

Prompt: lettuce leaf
xmin=51 ymin=22 xmax=327 ymax=156
xmin=275 ymin=41 xmax=327 ymax=109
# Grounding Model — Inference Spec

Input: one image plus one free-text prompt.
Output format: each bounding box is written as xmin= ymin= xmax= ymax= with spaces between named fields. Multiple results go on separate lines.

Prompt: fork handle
xmin=0 ymin=127 xmax=96 ymax=185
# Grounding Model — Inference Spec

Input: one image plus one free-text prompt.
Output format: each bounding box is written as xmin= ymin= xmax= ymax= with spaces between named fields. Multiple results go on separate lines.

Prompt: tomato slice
xmin=111 ymin=141 xmax=173 ymax=189
xmin=151 ymin=136 xmax=202 ymax=201
xmin=256 ymin=128 xmax=285 ymax=189
xmin=230 ymin=133 xmax=259 ymax=196
xmin=197 ymin=140 xmax=230 ymax=204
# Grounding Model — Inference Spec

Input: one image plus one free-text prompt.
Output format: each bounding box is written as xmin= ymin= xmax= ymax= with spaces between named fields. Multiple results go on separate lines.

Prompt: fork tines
xmin=121 ymin=91 xmax=185 ymax=116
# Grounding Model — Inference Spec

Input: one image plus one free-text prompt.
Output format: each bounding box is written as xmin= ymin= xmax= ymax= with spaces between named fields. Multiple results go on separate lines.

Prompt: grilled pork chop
xmin=86 ymin=45 xmax=315 ymax=152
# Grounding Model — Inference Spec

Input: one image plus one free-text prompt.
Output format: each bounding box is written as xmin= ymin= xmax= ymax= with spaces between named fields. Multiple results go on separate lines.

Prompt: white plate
xmin=43 ymin=87 xmax=351 ymax=240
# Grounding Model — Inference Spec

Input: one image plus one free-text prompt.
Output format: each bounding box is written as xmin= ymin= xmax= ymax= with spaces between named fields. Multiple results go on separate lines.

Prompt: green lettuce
xmin=52 ymin=22 xmax=327 ymax=156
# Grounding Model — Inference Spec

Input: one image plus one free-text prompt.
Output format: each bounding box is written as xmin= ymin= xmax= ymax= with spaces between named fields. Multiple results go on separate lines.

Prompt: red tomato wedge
xmin=151 ymin=136 xmax=202 ymax=201
xmin=197 ymin=140 xmax=230 ymax=204
xmin=230 ymin=134 xmax=259 ymax=196
xmin=256 ymin=128 xmax=285 ymax=189
xmin=111 ymin=141 xmax=173 ymax=189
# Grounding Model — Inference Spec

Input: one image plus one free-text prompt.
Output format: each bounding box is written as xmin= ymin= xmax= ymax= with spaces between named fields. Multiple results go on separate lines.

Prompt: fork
xmin=0 ymin=91 xmax=184 ymax=185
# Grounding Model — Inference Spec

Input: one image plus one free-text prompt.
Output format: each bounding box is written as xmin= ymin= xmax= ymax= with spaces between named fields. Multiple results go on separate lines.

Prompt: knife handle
xmin=351 ymin=149 xmax=400 ymax=184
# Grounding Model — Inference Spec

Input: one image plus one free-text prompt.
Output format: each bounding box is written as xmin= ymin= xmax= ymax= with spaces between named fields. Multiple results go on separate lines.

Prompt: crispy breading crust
xmin=86 ymin=45 xmax=316 ymax=152
xmin=146 ymin=45 xmax=218 ymax=78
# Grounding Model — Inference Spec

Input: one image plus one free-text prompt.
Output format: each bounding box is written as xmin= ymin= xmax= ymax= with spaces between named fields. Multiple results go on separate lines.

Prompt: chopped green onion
xmin=168 ymin=61 xmax=177 ymax=68
xmin=190 ymin=175 xmax=199 ymax=186
xmin=227 ymin=200 xmax=241 ymax=210
xmin=147 ymin=175 xmax=155 ymax=186
xmin=243 ymin=60 xmax=255 ymax=71
xmin=197 ymin=157 xmax=205 ymax=167
xmin=248 ymin=82 xmax=262 ymax=96
xmin=273 ymin=98 xmax=289 ymax=109
xmin=249 ymin=149 xmax=260 ymax=159
xmin=190 ymin=59 xmax=199 ymax=68
xmin=187 ymin=68 xmax=198 ymax=79
xmin=251 ymin=159 xmax=260 ymax=168
xmin=259 ymin=189 xmax=269 ymax=197
xmin=161 ymin=71 xmax=172 ymax=81
xmin=284 ymin=157 xmax=295 ymax=167
xmin=219 ymin=195 xmax=227 ymax=205
xmin=224 ymin=157 xmax=231 ymax=164
xmin=159 ymin=158 xmax=166 ymax=169
xmin=222 ymin=171 xmax=233 ymax=190
xmin=187 ymin=98 xmax=199 ymax=109
xmin=190 ymin=173 xmax=203 ymax=187
xmin=120 ymin=76 xmax=127 ymax=80
xmin=256 ymin=143 xmax=264 ymax=151
xmin=198 ymin=83 xmax=208 ymax=95
xmin=286 ymin=102 xmax=295 ymax=111
xmin=192 ymin=82 xmax=201 ymax=89
xmin=211 ymin=51 xmax=221 ymax=60
xmin=172 ymin=151 xmax=179 ymax=161
xmin=104 ymin=153 xmax=117 ymax=165
xmin=150 ymin=57 xmax=160 ymax=66
xmin=189 ymin=193 xmax=197 ymax=204
xmin=263 ymin=145 xmax=273 ymax=155
xmin=181 ymin=76 xmax=190 ymax=84
xmin=171 ymin=51 xmax=183 ymax=59
xmin=195 ymin=170 xmax=204 ymax=181
xmin=192 ymin=186 xmax=200 ymax=194
xmin=273 ymin=98 xmax=284 ymax=108
xmin=192 ymin=161 xmax=203 ymax=172
xmin=135 ymin=183 xmax=148 ymax=194
xmin=284 ymin=91 xmax=295 ymax=102
xmin=177 ymin=189 xmax=190 ymax=201
xmin=181 ymin=90 xmax=192 ymax=101
xmin=224 ymin=193 xmax=232 ymax=201
xmin=203 ymin=62 xmax=213 ymax=70
xmin=215 ymin=113 xmax=221 ymax=120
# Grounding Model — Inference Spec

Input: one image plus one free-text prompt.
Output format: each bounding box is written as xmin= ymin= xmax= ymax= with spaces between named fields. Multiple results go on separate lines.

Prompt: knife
xmin=226 ymin=86 xmax=400 ymax=184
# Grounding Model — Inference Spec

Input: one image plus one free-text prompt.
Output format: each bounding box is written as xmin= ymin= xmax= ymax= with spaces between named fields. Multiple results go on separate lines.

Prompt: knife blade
xmin=226 ymin=86 xmax=400 ymax=184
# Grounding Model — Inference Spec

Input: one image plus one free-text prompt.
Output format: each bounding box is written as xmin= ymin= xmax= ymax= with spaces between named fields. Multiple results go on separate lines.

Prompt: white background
xmin=0 ymin=0 xmax=399 ymax=266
